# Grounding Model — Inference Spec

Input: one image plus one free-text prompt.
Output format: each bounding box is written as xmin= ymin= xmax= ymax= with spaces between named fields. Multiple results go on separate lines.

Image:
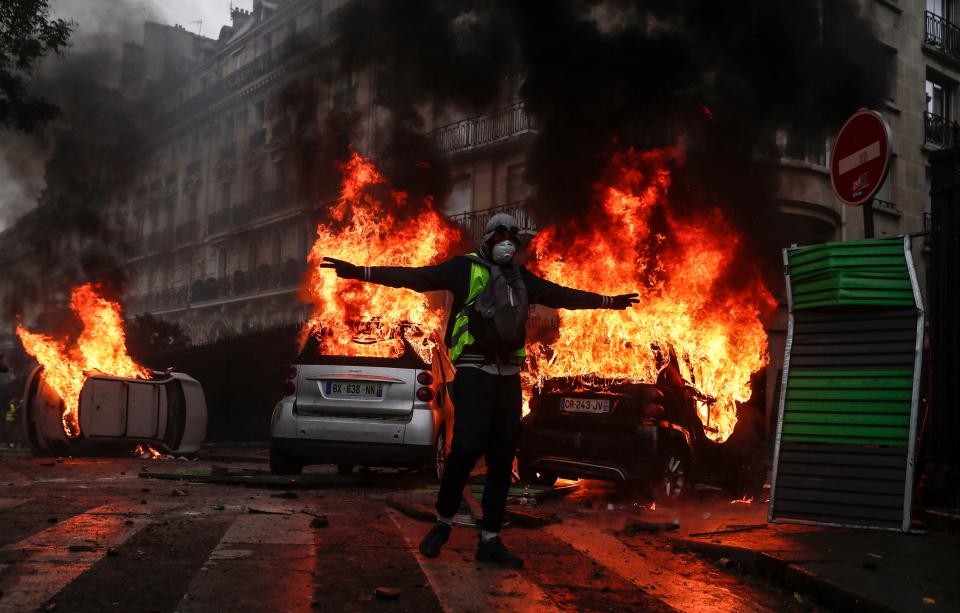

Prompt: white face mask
xmin=492 ymin=240 xmax=517 ymax=265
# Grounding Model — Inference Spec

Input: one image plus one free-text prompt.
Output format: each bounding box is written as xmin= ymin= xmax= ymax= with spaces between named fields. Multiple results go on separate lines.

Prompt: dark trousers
xmin=435 ymin=367 xmax=522 ymax=532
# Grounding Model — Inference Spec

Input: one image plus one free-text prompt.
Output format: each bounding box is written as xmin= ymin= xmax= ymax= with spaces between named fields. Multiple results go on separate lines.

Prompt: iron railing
xmin=125 ymin=259 xmax=305 ymax=313
xmin=207 ymin=191 xmax=298 ymax=236
xmin=925 ymin=111 xmax=959 ymax=148
xmin=434 ymin=102 xmax=536 ymax=156
xmin=925 ymin=10 xmax=960 ymax=59
xmin=449 ymin=199 xmax=540 ymax=242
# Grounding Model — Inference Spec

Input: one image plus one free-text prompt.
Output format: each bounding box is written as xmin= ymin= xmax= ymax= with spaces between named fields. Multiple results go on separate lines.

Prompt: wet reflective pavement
xmin=0 ymin=454 xmax=953 ymax=612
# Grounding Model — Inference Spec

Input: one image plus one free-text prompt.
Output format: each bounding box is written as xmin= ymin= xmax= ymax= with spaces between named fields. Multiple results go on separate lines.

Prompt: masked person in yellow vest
xmin=321 ymin=213 xmax=638 ymax=568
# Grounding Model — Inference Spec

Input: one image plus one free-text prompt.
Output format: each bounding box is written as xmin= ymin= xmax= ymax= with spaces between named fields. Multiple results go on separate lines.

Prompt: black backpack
xmin=464 ymin=255 xmax=529 ymax=353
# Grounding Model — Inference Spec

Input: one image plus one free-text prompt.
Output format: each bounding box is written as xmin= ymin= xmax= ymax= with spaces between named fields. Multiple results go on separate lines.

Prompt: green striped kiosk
xmin=770 ymin=236 xmax=923 ymax=531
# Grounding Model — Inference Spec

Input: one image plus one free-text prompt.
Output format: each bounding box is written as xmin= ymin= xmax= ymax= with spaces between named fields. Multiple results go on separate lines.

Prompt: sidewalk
xmin=663 ymin=499 xmax=960 ymax=613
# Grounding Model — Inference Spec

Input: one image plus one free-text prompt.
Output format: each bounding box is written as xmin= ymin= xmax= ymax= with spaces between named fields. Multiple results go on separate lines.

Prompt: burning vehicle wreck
xmin=15 ymin=283 xmax=207 ymax=457
xmin=24 ymin=366 xmax=207 ymax=456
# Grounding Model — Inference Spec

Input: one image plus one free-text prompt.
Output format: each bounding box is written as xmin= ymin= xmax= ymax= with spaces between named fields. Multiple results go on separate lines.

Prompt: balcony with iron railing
xmin=924 ymin=111 xmax=959 ymax=148
xmin=925 ymin=10 xmax=960 ymax=60
xmin=125 ymin=259 xmax=305 ymax=314
xmin=449 ymin=199 xmax=540 ymax=242
xmin=434 ymin=102 xmax=537 ymax=156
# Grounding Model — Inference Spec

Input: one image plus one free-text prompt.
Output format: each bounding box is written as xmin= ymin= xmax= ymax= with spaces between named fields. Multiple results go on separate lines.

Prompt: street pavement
xmin=0 ymin=449 xmax=953 ymax=612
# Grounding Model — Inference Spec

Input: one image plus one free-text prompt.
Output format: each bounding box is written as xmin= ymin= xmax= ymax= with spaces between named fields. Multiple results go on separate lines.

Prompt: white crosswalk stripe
xmin=0 ymin=504 xmax=148 ymax=612
xmin=176 ymin=511 xmax=316 ymax=612
xmin=547 ymin=519 xmax=773 ymax=613
xmin=388 ymin=509 xmax=561 ymax=613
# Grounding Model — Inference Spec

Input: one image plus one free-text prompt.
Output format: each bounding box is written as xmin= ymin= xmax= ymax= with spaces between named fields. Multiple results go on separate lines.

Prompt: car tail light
xmin=286 ymin=366 xmax=298 ymax=380
xmin=282 ymin=380 xmax=296 ymax=397
xmin=416 ymin=387 xmax=434 ymax=402
xmin=641 ymin=403 xmax=664 ymax=418
xmin=416 ymin=371 xmax=433 ymax=386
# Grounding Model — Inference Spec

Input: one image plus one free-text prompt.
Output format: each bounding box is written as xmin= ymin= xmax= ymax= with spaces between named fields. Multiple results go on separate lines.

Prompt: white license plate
xmin=561 ymin=397 xmax=610 ymax=414
xmin=324 ymin=381 xmax=384 ymax=398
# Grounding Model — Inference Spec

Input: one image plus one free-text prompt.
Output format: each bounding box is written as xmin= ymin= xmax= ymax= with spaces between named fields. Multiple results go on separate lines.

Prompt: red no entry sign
xmin=831 ymin=110 xmax=892 ymax=206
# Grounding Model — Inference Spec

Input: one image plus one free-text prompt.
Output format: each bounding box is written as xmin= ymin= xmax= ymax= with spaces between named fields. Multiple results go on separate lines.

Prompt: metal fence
xmin=926 ymin=10 xmax=960 ymax=59
xmin=434 ymin=103 xmax=536 ymax=156
xmin=449 ymin=200 xmax=541 ymax=242
xmin=924 ymin=111 xmax=959 ymax=149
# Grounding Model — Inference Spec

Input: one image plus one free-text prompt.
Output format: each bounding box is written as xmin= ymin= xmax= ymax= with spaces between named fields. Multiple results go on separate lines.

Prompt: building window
xmin=776 ymin=129 xmax=827 ymax=167
xmin=506 ymin=164 xmax=528 ymax=203
xmin=254 ymin=101 xmax=265 ymax=127
xmin=444 ymin=175 xmax=472 ymax=216
xmin=232 ymin=48 xmax=244 ymax=71
xmin=927 ymin=78 xmax=950 ymax=118
xmin=218 ymin=248 xmax=227 ymax=278
xmin=925 ymin=77 xmax=957 ymax=148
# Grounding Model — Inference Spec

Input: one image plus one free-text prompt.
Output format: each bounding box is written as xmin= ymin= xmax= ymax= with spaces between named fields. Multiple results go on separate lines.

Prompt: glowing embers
xmin=303 ymin=151 xmax=460 ymax=358
xmin=526 ymin=148 xmax=775 ymax=443
xmin=16 ymin=283 xmax=150 ymax=438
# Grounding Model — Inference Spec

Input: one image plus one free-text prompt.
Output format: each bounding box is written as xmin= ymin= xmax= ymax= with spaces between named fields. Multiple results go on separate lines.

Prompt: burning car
xmin=23 ymin=366 xmax=207 ymax=456
xmin=517 ymin=356 xmax=703 ymax=498
xmin=269 ymin=328 xmax=453 ymax=477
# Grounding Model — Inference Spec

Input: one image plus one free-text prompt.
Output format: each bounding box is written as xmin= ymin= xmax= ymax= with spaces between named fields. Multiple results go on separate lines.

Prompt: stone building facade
xmin=0 ymin=0 xmax=951 ymax=417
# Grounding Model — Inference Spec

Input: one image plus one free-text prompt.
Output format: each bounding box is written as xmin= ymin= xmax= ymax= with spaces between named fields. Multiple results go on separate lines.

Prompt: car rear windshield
xmin=296 ymin=334 xmax=429 ymax=369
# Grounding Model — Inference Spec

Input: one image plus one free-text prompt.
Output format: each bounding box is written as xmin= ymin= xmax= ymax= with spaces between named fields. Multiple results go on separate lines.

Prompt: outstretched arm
xmin=522 ymin=268 xmax=639 ymax=310
xmin=321 ymin=256 xmax=462 ymax=293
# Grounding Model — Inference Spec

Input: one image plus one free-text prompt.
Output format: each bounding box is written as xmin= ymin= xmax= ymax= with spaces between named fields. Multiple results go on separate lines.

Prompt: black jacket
xmin=366 ymin=254 xmax=608 ymax=350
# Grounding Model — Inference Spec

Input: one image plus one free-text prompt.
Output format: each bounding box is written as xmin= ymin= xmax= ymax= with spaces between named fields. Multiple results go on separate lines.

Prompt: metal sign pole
xmin=863 ymin=198 xmax=875 ymax=239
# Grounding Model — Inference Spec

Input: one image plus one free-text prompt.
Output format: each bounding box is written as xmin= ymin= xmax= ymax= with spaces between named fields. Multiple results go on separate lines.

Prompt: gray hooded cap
xmin=482 ymin=212 xmax=521 ymax=244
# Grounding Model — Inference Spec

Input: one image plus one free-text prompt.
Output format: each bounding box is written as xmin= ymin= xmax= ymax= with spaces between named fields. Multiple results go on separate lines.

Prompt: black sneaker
xmin=476 ymin=536 xmax=524 ymax=569
xmin=418 ymin=521 xmax=451 ymax=558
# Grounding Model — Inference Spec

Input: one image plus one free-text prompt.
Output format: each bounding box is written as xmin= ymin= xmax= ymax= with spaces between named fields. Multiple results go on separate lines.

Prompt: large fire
xmin=526 ymin=148 xmax=775 ymax=442
xmin=303 ymin=151 xmax=461 ymax=359
xmin=16 ymin=283 xmax=149 ymax=438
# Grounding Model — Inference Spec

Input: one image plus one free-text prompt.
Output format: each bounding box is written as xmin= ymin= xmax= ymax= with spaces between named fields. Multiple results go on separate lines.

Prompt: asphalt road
xmin=0 ymin=454 xmax=819 ymax=613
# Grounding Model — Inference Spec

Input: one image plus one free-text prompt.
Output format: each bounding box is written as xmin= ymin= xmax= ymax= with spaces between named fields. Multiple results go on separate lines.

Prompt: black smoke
xmin=335 ymin=0 xmax=892 ymax=274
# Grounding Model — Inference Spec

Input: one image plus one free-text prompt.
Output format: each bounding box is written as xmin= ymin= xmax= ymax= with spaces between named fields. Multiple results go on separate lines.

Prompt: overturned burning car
xmin=23 ymin=366 xmax=207 ymax=457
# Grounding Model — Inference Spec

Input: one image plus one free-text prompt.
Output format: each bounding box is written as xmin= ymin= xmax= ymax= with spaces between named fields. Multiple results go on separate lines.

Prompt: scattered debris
xmin=505 ymin=508 xmax=559 ymax=528
xmin=310 ymin=516 xmax=329 ymax=528
xmin=247 ymin=505 xmax=292 ymax=515
xmin=386 ymin=496 xmax=437 ymax=523
xmin=922 ymin=597 xmax=937 ymax=605
xmin=689 ymin=523 xmax=766 ymax=537
xmin=623 ymin=520 xmax=680 ymax=536
xmin=170 ymin=489 xmax=188 ymax=497
xmin=212 ymin=504 xmax=225 ymax=511
xmin=271 ymin=491 xmax=299 ymax=500
xmin=715 ymin=557 xmax=735 ymax=569
xmin=374 ymin=587 xmax=400 ymax=600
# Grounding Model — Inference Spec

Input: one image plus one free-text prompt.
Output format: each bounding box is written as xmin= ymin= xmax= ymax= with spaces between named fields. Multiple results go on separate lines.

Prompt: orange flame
xmin=133 ymin=443 xmax=164 ymax=459
xmin=303 ymin=151 xmax=461 ymax=359
xmin=16 ymin=283 xmax=149 ymax=438
xmin=527 ymin=148 xmax=774 ymax=442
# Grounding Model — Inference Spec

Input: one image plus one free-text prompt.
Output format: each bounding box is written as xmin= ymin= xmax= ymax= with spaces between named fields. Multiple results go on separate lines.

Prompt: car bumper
xmin=271 ymin=437 xmax=433 ymax=467
xmin=518 ymin=425 xmax=659 ymax=481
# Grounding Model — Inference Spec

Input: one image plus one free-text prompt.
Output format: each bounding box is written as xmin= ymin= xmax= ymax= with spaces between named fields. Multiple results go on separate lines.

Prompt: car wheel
xmin=651 ymin=446 xmax=689 ymax=501
xmin=518 ymin=460 xmax=558 ymax=488
xmin=432 ymin=427 xmax=447 ymax=481
xmin=336 ymin=463 xmax=354 ymax=475
xmin=269 ymin=449 xmax=303 ymax=476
